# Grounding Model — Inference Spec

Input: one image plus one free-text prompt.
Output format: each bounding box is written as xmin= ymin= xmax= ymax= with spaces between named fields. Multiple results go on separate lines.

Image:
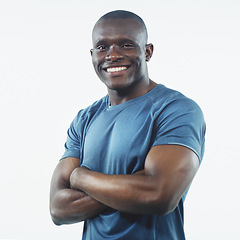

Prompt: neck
xmin=108 ymin=79 xmax=157 ymax=106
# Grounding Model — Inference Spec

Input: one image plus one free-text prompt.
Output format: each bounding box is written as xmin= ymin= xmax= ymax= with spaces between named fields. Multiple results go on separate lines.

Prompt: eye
xmin=97 ymin=45 xmax=107 ymax=51
xmin=121 ymin=43 xmax=135 ymax=49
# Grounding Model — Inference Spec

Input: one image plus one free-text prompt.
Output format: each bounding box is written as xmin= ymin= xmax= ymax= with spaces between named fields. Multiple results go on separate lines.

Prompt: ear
xmin=145 ymin=43 xmax=154 ymax=62
xmin=90 ymin=49 xmax=93 ymax=56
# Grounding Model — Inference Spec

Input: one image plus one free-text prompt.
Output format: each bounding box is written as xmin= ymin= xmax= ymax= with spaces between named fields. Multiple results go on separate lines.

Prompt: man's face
xmin=91 ymin=18 xmax=150 ymax=91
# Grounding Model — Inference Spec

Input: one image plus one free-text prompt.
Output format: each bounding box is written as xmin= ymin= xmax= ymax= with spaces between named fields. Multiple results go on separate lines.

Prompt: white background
xmin=0 ymin=0 xmax=239 ymax=239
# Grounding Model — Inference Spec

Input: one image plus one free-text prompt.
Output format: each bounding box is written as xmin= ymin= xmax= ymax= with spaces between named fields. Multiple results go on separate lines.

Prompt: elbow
xmin=50 ymin=203 xmax=73 ymax=226
xmin=50 ymin=207 xmax=63 ymax=226
xmin=145 ymin=192 xmax=180 ymax=216
xmin=156 ymin=201 xmax=178 ymax=215
xmin=50 ymin=204 xmax=86 ymax=225
xmin=51 ymin=217 xmax=63 ymax=226
xmin=52 ymin=218 xmax=62 ymax=226
xmin=152 ymin=201 xmax=179 ymax=216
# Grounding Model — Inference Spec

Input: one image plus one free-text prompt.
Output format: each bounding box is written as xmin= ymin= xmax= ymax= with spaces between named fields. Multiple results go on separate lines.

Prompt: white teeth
xmin=106 ymin=66 xmax=127 ymax=73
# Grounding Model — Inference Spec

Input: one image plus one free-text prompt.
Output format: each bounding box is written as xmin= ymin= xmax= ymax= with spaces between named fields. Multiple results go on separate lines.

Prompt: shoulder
xmin=74 ymin=96 xmax=107 ymax=121
xmin=150 ymin=85 xmax=206 ymax=142
xmin=151 ymin=84 xmax=204 ymax=119
xmin=71 ymin=96 xmax=108 ymax=127
xmin=150 ymin=85 xmax=206 ymax=161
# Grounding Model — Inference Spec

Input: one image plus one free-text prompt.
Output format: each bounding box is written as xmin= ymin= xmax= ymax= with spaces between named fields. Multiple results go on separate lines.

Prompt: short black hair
xmin=93 ymin=10 xmax=148 ymax=42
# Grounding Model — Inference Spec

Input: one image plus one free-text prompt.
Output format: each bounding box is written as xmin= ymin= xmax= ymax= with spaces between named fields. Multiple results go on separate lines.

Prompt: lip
xmin=102 ymin=65 xmax=131 ymax=74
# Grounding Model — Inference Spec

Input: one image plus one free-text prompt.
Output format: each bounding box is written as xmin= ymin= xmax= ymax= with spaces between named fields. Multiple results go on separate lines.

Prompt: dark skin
xmin=50 ymin=18 xmax=199 ymax=225
xmin=50 ymin=157 xmax=108 ymax=225
xmin=90 ymin=18 xmax=157 ymax=105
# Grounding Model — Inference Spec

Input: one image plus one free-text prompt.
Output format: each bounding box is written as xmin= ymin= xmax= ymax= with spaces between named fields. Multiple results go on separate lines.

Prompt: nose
xmin=105 ymin=45 xmax=123 ymax=62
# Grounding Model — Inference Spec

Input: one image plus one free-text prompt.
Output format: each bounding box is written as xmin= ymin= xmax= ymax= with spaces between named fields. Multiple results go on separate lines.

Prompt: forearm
xmin=70 ymin=168 xmax=165 ymax=215
xmin=50 ymin=188 xmax=108 ymax=225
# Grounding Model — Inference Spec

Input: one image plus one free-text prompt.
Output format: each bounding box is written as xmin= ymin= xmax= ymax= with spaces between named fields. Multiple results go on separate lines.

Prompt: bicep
xmin=144 ymin=145 xmax=199 ymax=209
xmin=50 ymin=157 xmax=109 ymax=224
xmin=50 ymin=157 xmax=80 ymax=200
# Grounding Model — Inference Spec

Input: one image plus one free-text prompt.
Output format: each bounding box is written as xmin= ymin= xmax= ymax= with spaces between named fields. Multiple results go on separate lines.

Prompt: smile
xmin=104 ymin=66 xmax=129 ymax=73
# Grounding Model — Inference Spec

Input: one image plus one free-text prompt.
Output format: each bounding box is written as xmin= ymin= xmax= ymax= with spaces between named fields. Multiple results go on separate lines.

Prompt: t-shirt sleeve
xmin=152 ymin=98 xmax=206 ymax=162
xmin=60 ymin=110 xmax=84 ymax=160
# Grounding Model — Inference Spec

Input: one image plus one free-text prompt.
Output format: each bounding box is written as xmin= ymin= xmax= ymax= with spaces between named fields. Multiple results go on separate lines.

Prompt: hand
xmin=70 ymin=166 xmax=91 ymax=190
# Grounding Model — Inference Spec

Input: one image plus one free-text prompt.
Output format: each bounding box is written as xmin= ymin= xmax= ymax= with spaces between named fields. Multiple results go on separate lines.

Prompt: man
xmin=50 ymin=10 xmax=206 ymax=240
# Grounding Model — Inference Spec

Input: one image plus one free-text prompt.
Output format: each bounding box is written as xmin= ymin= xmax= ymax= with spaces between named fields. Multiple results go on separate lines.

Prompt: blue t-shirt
xmin=62 ymin=84 xmax=206 ymax=240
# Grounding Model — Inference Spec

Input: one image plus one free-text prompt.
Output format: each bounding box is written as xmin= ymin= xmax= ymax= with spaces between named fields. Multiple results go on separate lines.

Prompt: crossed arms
xmin=49 ymin=145 xmax=199 ymax=225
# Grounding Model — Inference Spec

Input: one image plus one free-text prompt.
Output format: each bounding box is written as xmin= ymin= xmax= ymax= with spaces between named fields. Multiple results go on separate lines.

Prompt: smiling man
xmin=50 ymin=10 xmax=206 ymax=240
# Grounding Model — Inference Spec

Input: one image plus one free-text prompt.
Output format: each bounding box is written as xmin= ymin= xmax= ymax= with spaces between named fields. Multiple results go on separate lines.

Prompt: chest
xmin=81 ymin=107 xmax=156 ymax=174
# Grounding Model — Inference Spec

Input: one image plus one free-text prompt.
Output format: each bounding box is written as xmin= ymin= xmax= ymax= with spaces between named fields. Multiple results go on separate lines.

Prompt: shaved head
xmin=93 ymin=10 xmax=148 ymax=44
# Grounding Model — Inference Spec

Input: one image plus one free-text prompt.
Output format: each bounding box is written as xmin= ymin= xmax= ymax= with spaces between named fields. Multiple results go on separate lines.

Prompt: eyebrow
xmin=94 ymin=40 xmax=107 ymax=47
xmin=94 ymin=38 xmax=137 ymax=47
